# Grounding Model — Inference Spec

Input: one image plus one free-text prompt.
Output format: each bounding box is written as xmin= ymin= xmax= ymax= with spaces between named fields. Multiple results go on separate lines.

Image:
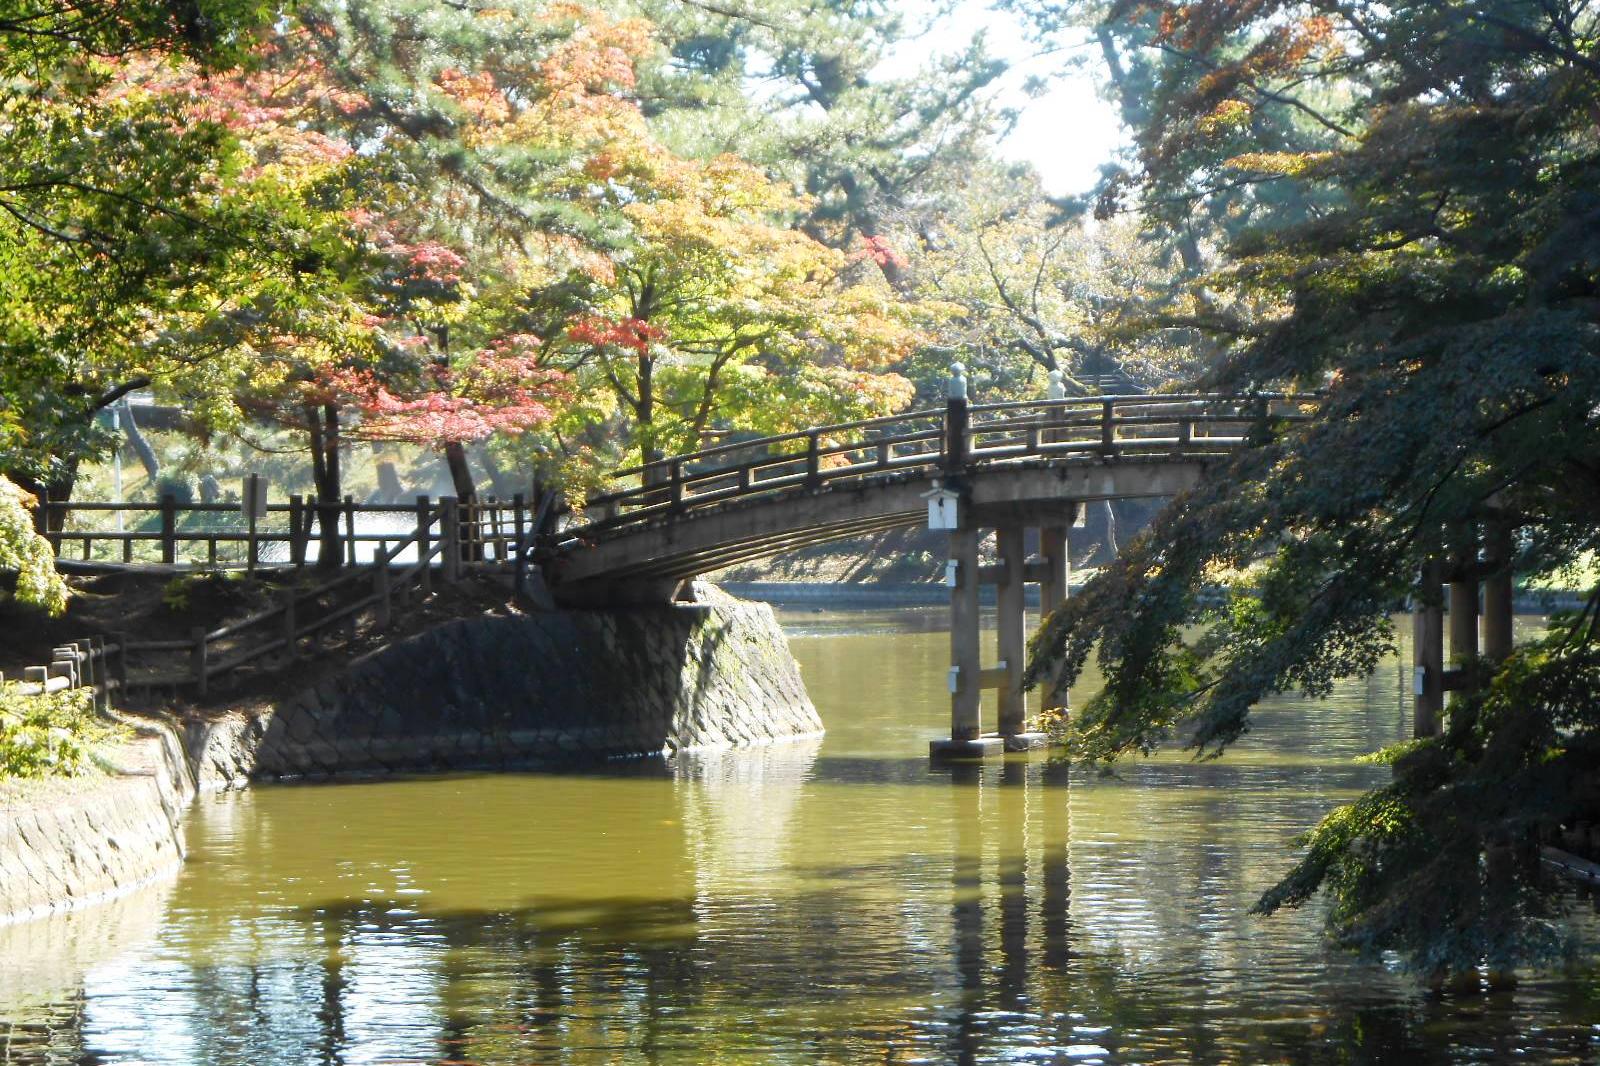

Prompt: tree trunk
xmin=306 ymin=404 xmax=343 ymax=570
xmin=11 ymin=466 xmax=79 ymax=536
xmin=121 ymin=403 xmax=161 ymax=481
xmin=442 ymin=440 xmax=482 ymax=562
xmin=374 ymin=458 xmax=404 ymax=504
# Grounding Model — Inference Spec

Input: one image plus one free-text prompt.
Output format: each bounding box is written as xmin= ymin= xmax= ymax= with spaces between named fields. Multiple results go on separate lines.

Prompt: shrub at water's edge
xmin=0 ymin=687 xmax=117 ymax=780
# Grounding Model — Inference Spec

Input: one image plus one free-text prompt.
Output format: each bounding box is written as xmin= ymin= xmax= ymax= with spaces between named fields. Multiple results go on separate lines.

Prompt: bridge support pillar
xmin=1413 ymin=555 xmax=1445 ymax=738
xmin=1448 ymin=522 xmax=1479 ymax=673
xmin=932 ymin=526 xmax=1002 ymax=759
xmin=997 ymin=525 xmax=1045 ymax=752
xmin=1482 ymin=517 xmax=1515 ymax=663
xmin=1038 ymin=522 xmax=1071 ymax=715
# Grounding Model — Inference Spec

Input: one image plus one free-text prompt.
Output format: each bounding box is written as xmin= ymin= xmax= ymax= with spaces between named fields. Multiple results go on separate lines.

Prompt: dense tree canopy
xmin=1024 ymin=0 xmax=1600 ymax=977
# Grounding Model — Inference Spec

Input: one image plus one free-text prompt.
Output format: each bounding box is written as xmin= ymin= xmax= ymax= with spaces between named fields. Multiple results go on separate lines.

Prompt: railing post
xmin=160 ymin=493 xmax=177 ymax=565
xmin=805 ymin=437 xmax=821 ymax=488
xmin=190 ymin=627 xmax=208 ymax=699
xmin=416 ymin=496 xmax=433 ymax=595
xmin=441 ymin=497 xmax=461 ymax=583
xmin=281 ymin=586 xmax=298 ymax=661
xmin=1099 ymin=400 xmax=1115 ymax=455
xmin=512 ymin=493 xmax=526 ymax=566
xmin=288 ymin=495 xmax=306 ymax=568
xmin=944 ymin=363 xmax=969 ymax=474
xmin=43 ymin=502 xmax=62 ymax=555
xmin=374 ymin=560 xmax=391 ymax=628
xmin=670 ymin=461 xmax=684 ymax=508
xmin=343 ymin=494 xmax=357 ymax=566
xmin=114 ymin=632 xmax=129 ymax=697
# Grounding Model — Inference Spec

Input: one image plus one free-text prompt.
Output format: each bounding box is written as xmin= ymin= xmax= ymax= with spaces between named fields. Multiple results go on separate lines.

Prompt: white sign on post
xmin=922 ymin=484 xmax=961 ymax=531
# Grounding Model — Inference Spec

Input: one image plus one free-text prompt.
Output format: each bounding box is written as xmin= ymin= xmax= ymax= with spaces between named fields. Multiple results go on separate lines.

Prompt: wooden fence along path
xmin=40 ymin=494 xmax=534 ymax=570
xmin=2 ymin=638 xmax=123 ymax=712
xmin=118 ymin=499 xmax=477 ymax=698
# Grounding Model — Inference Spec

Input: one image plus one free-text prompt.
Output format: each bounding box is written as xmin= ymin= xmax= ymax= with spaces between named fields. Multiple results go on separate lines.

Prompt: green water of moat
xmin=3 ymin=610 xmax=1598 ymax=1064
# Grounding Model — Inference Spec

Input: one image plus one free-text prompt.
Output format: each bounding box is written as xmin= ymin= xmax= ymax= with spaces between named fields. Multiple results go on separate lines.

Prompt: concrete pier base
xmin=930 ymin=736 xmax=1006 ymax=760
xmin=1002 ymin=732 xmax=1050 ymax=752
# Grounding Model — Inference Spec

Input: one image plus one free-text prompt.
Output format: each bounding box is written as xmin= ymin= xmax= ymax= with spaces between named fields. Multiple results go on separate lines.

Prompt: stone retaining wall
xmin=188 ymin=595 xmax=820 ymax=786
xmin=0 ymin=722 xmax=193 ymax=925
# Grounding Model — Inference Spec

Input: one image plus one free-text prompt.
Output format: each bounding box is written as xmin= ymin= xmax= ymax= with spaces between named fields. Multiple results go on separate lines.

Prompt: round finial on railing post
xmin=1046 ymin=368 xmax=1066 ymax=400
xmin=947 ymin=362 xmax=968 ymax=402
xmin=944 ymin=363 xmax=969 ymax=474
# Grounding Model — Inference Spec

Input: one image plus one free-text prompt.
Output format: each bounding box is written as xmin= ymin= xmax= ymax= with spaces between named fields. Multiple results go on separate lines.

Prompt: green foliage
xmin=1024 ymin=1 xmax=1600 ymax=975
xmin=160 ymin=570 xmax=252 ymax=614
xmin=1254 ymin=621 xmax=1600 ymax=975
xmin=0 ymin=686 xmax=110 ymax=780
xmin=0 ymin=475 xmax=67 ymax=615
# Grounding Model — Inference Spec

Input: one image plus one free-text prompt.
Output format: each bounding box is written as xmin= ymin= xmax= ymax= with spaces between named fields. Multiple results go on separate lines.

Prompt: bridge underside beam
xmin=553 ymin=512 xmax=923 ymax=606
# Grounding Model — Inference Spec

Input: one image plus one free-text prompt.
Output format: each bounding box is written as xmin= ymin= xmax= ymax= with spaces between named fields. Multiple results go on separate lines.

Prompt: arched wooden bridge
xmin=548 ymin=391 xmax=1305 ymax=602
xmin=546 ymin=387 xmax=1311 ymax=758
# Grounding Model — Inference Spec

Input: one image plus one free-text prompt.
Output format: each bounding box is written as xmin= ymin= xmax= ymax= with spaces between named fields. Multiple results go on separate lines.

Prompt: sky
xmin=884 ymin=2 xmax=1127 ymax=197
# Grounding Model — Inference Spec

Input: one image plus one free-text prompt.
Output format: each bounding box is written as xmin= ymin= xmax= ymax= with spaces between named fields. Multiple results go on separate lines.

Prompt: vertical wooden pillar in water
xmin=949 ymin=526 xmax=983 ymax=742
xmin=1413 ymin=555 xmax=1445 ymax=738
xmin=1448 ymin=522 xmax=1479 ymax=671
xmin=996 ymin=525 xmax=1028 ymax=740
xmin=1483 ymin=518 xmax=1515 ymax=662
xmin=931 ymin=360 xmax=1002 ymax=759
xmin=1038 ymin=519 xmax=1072 ymax=713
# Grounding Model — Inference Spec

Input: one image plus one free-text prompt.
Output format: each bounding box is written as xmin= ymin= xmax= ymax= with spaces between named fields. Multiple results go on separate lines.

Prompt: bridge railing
xmin=579 ymin=393 xmax=1314 ymax=531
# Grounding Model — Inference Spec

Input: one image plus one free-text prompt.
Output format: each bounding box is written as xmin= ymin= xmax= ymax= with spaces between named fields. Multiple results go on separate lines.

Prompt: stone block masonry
xmin=0 ymin=722 xmax=194 ymax=926
xmin=188 ymin=596 xmax=822 ymax=787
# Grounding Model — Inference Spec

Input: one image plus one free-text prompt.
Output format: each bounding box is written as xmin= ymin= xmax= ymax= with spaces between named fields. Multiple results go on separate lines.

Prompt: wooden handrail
xmin=609 ymin=406 xmax=946 ymax=478
xmin=575 ymin=392 xmax=1318 ymax=529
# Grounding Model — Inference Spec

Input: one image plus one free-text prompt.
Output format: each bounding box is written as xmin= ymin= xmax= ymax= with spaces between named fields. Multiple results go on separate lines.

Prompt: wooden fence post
xmin=1099 ymin=400 xmax=1116 ymax=455
xmin=114 ymin=632 xmax=129 ymax=698
xmin=190 ymin=627 xmax=208 ymax=699
xmin=804 ymin=437 xmax=820 ymax=488
xmin=282 ymin=586 xmax=298 ymax=662
xmin=441 ymin=497 xmax=461 ymax=583
xmin=288 ymin=495 xmax=306 ymax=568
xmin=417 ymin=496 xmax=433 ymax=596
xmin=160 ymin=493 xmax=177 ymax=565
xmin=343 ymin=494 xmax=357 ymax=566
xmin=511 ymin=493 xmax=526 ymax=566
xmin=374 ymin=561 xmax=392 ymax=628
